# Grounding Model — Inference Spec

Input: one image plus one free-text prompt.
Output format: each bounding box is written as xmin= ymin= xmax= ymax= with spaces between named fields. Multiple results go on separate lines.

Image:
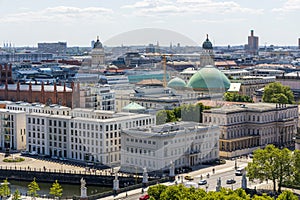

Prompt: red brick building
xmin=0 ymin=63 xmax=80 ymax=108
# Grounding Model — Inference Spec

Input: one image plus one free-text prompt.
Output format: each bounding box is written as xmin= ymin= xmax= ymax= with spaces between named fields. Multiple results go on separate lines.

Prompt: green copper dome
xmin=123 ymin=102 xmax=145 ymax=111
xmin=167 ymin=77 xmax=186 ymax=88
xmin=186 ymin=65 xmax=230 ymax=91
xmin=202 ymin=35 xmax=213 ymax=50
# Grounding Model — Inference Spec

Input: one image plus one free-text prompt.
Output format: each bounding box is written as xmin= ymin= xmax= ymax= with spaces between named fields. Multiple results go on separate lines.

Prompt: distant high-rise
xmin=298 ymin=38 xmax=300 ymax=49
xmin=245 ymin=30 xmax=259 ymax=54
xmin=38 ymin=42 xmax=67 ymax=55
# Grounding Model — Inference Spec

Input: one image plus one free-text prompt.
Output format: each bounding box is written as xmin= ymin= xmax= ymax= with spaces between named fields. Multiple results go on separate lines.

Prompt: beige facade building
xmin=203 ymin=103 xmax=298 ymax=158
xmin=90 ymin=36 xmax=105 ymax=67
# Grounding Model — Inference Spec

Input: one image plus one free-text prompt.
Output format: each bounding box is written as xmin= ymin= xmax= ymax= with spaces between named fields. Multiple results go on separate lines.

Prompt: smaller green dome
xmin=167 ymin=77 xmax=186 ymax=88
xmin=123 ymin=102 xmax=145 ymax=111
xmin=202 ymin=34 xmax=213 ymax=50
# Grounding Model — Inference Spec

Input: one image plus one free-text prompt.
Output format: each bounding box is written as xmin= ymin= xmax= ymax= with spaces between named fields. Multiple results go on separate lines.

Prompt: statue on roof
xmin=93 ymin=36 xmax=103 ymax=49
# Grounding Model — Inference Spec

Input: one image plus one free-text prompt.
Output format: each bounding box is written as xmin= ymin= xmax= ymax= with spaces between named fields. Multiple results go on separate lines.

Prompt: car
xmin=249 ymin=153 xmax=254 ymax=158
xmin=198 ymin=179 xmax=207 ymax=185
xmin=226 ymin=179 xmax=236 ymax=184
xmin=29 ymin=151 xmax=38 ymax=156
xmin=184 ymin=175 xmax=194 ymax=181
xmin=20 ymin=150 xmax=29 ymax=155
xmin=59 ymin=157 xmax=68 ymax=161
xmin=139 ymin=194 xmax=150 ymax=200
xmin=215 ymin=159 xmax=226 ymax=165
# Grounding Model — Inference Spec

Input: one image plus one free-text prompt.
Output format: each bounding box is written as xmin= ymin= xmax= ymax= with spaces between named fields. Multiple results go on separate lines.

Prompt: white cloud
xmin=192 ymin=18 xmax=246 ymax=23
xmin=122 ymin=0 xmax=263 ymax=16
xmin=272 ymin=0 xmax=300 ymax=12
xmin=0 ymin=6 xmax=113 ymax=23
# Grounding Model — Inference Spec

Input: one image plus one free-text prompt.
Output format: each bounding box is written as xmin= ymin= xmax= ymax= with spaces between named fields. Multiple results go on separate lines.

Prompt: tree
xmin=0 ymin=179 xmax=11 ymax=199
xmin=147 ymin=184 xmax=167 ymax=200
xmin=224 ymin=92 xmax=253 ymax=103
xmin=263 ymin=82 xmax=294 ymax=104
xmin=27 ymin=177 xmax=40 ymax=199
xmin=293 ymin=150 xmax=300 ymax=185
xmin=276 ymin=190 xmax=298 ymax=200
xmin=49 ymin=180 xmax=63 ymax=199
xmin=246 ymin=145 xmax=293 ymax=192
xmin=12 ymin=189 xmax=21 ymax=200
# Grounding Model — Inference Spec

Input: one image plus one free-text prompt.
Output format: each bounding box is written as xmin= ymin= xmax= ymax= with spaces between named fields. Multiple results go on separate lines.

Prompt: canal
xmin=9 ymin=180 xmax=111 ymax=198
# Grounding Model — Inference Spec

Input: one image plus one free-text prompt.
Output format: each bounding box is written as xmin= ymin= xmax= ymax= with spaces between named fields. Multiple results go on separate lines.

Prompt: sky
xmin=0 ymin=0 xmax=299 ymax=47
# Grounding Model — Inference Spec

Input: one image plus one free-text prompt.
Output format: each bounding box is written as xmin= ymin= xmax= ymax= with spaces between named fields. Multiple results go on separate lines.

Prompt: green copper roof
xmin=202 ymin=35 xmax=213 ymax=50
xmin=123 ymin=102 xmax=145 ymax=111
xmin=167 ymin=77 xmax=186 ymax=88
xmin=186 ymin=65 xmax=230 ymax=91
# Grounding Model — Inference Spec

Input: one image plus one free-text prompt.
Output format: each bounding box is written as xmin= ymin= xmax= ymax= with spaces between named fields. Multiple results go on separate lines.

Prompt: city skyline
xmin=0 ymin=0 xmax=300 ymax=47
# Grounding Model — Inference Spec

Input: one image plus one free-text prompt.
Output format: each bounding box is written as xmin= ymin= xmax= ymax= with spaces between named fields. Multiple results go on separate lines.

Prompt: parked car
xmin=184 ymin=175 xmax=194 ymax=181
xmin=226 ymin=179 xmax=236 ymax=184
xmin=29 ymin=151 xmax=38 ymax=156
xmin=139 ymin=194 xmax=150 ymax=200
xmin=20 ymin=150 xmax=29 ymax=155
xmin=198 ymin=179 xmax=207 ymax=185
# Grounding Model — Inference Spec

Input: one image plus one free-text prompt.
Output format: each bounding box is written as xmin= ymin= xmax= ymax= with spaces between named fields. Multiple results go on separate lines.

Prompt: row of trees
xmin=247 ymin=145 xmax=300 ymax=193
xmin=156 ymin=103 xmax=210 ymax=125
xmin=0 ymin=178 xmax=63 ymax=199
xmin=147 ymin=184 xmax=298 ymax=200
xmin=223 ymin=92 xmax=253 ymax=103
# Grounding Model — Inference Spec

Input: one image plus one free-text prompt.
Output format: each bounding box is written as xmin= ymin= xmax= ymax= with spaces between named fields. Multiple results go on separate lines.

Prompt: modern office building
xmin=79 ymin=84 xmax=115 ymax=111
xmin=203 ymin=103 xmax=298 ymax=158
xmin=0 ymin=53 xmax=53 ymax=63
xmin=25 ymin=107 xmax=155 ymax=166
xmin=38 ymin=42 xmax=67 ymax=55
xmin=121 ymin=121 xmax=219 ymax=173
xmin=0 ymin=109 xmax=26 ymax=151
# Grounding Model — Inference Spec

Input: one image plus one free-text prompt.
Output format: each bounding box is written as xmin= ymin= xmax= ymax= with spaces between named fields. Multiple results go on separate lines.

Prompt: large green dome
xmin=186 ymin=65 xmax=230 ymax=91
xmin=167 ymin=77 xmax=186 ymax=88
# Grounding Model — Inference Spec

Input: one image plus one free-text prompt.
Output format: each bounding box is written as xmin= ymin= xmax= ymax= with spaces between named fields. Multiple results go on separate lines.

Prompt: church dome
xmin=202 ymin=35 xmax=213 ymax=50
xmin=186 ymin=65 xmax=230 ymax=91
xmin=93 ymin=36 xmax=103 ymax=49
xmin=167 ymin=77 xmax=186 ymax=88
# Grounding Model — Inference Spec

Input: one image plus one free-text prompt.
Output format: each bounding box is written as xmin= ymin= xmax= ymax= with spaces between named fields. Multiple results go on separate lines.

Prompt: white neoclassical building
xmin=203 ymin=103 xmax=298 ymax=158
xmin=121 ymin=121 xmax=219 ymax=173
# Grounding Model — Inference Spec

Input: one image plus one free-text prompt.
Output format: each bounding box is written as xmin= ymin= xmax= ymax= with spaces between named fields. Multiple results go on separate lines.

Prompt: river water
xmin=9 ymin=180 xmax=111 ymax=198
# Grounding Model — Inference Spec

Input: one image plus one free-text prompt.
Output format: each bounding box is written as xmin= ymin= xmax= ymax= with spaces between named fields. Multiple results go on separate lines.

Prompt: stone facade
xmin=203 ymin=103 xmax=298 ymax=158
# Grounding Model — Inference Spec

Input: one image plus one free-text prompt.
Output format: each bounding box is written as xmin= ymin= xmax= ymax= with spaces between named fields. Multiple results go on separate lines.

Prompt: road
xmin=105 ymin=158 xmax=251 ymax=200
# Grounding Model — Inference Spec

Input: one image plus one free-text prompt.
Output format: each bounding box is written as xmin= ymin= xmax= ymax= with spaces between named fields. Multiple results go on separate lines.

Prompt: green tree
xmin=12 ymin=189 xmax=21 ymax=200
xmin=27 ymin=177 xmax=40 ymax=199
xmin=0 ymin=179 xmax=11 ymax=199
xmin=293 ymin=150 xmax=300 ymax=185
xmin=224 ymin=92 xmax=253 ymax=103
xmin=276 ymin=190 xmax=298 ymax=200
xmin=49 ymin=180 xmax=63 ymax=199
xmin=147 ymin=184 xmax=167 ymax=200
xmin=247 ymin=145 xmax=293 ymax=192
xmin=262 ymin=82 xmax=294 ymax=104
